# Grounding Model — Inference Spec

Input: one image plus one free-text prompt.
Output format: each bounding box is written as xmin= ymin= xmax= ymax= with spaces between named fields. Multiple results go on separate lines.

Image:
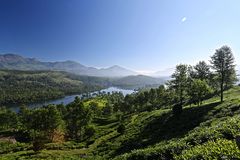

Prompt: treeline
xmin=0 ymin=70 xmax=103 ymax=105
xmin=111 ymin=45 xmax=237 ymax=114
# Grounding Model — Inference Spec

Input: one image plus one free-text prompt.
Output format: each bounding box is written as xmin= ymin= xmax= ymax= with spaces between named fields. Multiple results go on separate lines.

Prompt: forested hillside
xmin=0 ymin=70 xmax=104 ymax=105
xmin=0 ymin=46 xmax=239 ymax=159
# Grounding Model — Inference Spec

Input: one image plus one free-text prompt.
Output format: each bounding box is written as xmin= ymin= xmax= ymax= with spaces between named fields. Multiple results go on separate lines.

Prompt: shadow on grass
xmin=18 ymin=151 xmax=37 ymax=157
xmin=93 ymin=117 xmax=118 ymax=126
xmin=114 ymin=101 xmax=221 ymax=156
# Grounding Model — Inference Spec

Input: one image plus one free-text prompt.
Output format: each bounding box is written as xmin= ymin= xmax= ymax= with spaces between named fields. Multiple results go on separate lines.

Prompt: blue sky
xmin=0 ymin=0 xmax=240 ymax=73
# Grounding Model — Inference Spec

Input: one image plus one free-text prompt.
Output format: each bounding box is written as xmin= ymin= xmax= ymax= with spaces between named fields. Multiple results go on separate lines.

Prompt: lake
xmin=8 ymin=87 xmax=136 ymax=111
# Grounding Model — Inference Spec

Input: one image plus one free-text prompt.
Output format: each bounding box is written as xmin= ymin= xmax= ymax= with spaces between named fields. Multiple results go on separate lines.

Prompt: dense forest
xmin=0 ymin=70 xmax=104 ymax=105
xmin=0 ymin=45 xmax=240 ymax=159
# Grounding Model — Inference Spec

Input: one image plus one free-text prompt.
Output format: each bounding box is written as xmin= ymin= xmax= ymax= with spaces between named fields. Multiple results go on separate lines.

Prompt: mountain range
xmin=0 ymin=54 xmax=138 ymax=77
xmin=2 ymin=53 xmax=238 ymax=78
xmin=0 ymin=53 xmax=168 ymax=89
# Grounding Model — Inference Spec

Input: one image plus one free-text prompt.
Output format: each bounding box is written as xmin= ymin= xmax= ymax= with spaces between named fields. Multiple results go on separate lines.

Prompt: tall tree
xmin=65 ymin=97 xmax=92 ymax=141
xmin=194 ymin=61 xmax=211 ymax=80
xmin=169 ymin=64 xmax=189 ymax=107
xmin=210 ymin=45 xmax=236 ymax=102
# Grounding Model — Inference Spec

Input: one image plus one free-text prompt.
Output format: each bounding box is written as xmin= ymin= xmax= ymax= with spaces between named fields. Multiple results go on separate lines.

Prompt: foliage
xmin=175 ymin=139 xmax=240 ymax=160
xmin=0 ymin=46 xmax=239 ymax=159
xmin=0 ymin=107 xmax=18 ymax=130
xmin=1 ymin=86 xmax=240 ymax=159
xmin=65 ymin=97 xmax=92 ymax=141
xmin=0 ymin=70 xmax=103 ymax=105
xmin=210 ymin=45 xmax=236 ymax=102
xmin=169 ymin=64 xmax=189 ymax=106
xmin=117 ymin=123 xmax=125 ymax=134
xmin=188 ymin=79 xmax=213 ymax=106
xmin=172 ymin=103 xmax=182 ymax=116
xmin=193 ymin=61 xmax=211 ymax=80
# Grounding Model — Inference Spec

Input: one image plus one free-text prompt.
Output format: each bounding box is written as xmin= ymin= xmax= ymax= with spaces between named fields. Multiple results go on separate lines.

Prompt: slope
xmin=0 ymin=70 xmax=103 ymax=105
xmin=1 ymin=87 xmax=240 ymax=159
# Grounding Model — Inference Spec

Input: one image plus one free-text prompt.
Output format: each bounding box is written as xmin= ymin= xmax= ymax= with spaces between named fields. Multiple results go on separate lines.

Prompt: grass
xmin=84 ymin=97 xmax=108 ymax=109
xmin=1 ymin=87 xmax=240 ymax=159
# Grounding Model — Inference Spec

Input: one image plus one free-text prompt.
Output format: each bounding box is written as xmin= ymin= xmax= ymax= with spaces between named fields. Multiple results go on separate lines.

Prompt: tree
xmin=65 ymin=97 xmax=92 ymax=141
xmin=89 ymin=102 xmax=101 ymax=116
xmin=18 ymin=105 xmax=65 ymax=152
xmin=84 ymin=125 xmax=96 ymax=139
xmin=0 ymin=107 xmax=18 ymax=130
xmin=210 ymin=45 xmax=236 ymax=102
xmin=169 ymin=64 xmax=189 ymax=107
xmin=149 ymin=88 xmax=157 ymax=104
xmin=102 ymin=102 xmax=113 ymax=115
xmin=121 ymin=94 xmax=135 ymax=113
xmin=194 ymin=61 xmax=211 ymax=80
xmin=44 ymin=105 xmax=65 ymax=142
xmin=188 ymin=79 xmax=212 ymax=106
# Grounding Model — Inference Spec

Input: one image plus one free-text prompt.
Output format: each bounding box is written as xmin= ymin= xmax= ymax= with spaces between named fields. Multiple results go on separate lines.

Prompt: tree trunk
xmin=221 ymin=82 xmax=223 ymax=103
xmin=220 ymin=61 xmax=224 ymax=103
xmin=180 ymin=88 xmax=183 ymax=106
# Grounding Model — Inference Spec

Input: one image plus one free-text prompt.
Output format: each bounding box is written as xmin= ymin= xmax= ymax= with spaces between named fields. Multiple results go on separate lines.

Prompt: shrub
xmin=172 ymin=104 xmax=182 ymax=116
xmin=117 ymin=124 xmax=125 ymax=134
xmin=85 ymin=125 xmax=96 ymax=138
xmin=175 ymin=139 xmax=240 ymax=160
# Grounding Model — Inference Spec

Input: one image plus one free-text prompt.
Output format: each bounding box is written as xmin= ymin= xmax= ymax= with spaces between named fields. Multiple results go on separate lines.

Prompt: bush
xmin=85 ymin=125 xmax=96 ymax=138
xmin=117 ymin=124 xmax=125 ymax=134
xmin=236 ymin=135 xmax=240 ymax=149
xmin=172 ymin=104 xmax=182 ymax=116
xmin=175 ymin=139 xmax=240 ymax=160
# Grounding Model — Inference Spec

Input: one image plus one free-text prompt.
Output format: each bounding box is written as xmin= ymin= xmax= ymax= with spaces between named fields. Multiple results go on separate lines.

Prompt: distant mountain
xmin=98 ymin=65 xmax=137 ymax=77
xmin=112 ymin=75 xmax=166 ymax=89
xmin=0 ymin=54 xmax=138 ymax=77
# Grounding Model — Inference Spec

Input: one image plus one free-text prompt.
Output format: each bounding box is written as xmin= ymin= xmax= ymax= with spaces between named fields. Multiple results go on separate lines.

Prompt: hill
xmin=0 ymin=54 xmax=138 ymax=77
xmin=0 ymin=70 xmax=104 ymax=105
xmin=0 ymin=86 xmax=239 ymax=159
xmin=112 ymin=75 xmax=166 ymax=89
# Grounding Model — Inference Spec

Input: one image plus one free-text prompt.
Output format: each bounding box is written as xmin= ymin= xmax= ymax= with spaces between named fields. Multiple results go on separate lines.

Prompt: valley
xmin=8 ymin=87 xmax=135 ymax=112
xmin=0 ymin=46 xmax=240 ymax=159
xmin=1 ymin=1 xmax=240 ymax=159
xmin=0 ymin=69 xmax=164 ymax=108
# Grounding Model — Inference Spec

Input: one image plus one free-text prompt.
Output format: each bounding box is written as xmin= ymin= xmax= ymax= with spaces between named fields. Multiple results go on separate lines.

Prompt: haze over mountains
xmin=0 ymin=53 xmax=175 ymax=78
xmin=0 ymin=54 xmax=139 ymax=77
xmin=1 ymin=54 xmax=238 ymax=79
xmin=0 ymin=54 xmax=168 ymax=88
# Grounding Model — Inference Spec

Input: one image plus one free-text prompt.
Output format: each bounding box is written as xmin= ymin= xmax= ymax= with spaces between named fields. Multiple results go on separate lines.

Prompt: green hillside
xmin=0 ymin=47 xmax=239 ymax=160
xmin=0 ymin=87 xmax=239 ymax=159
xmin=0 ymin=70 xmax=103 ymax=105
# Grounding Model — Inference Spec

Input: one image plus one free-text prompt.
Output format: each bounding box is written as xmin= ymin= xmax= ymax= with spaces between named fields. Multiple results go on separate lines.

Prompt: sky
xmin=0 ymin=0 xmax=240 ymax=74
